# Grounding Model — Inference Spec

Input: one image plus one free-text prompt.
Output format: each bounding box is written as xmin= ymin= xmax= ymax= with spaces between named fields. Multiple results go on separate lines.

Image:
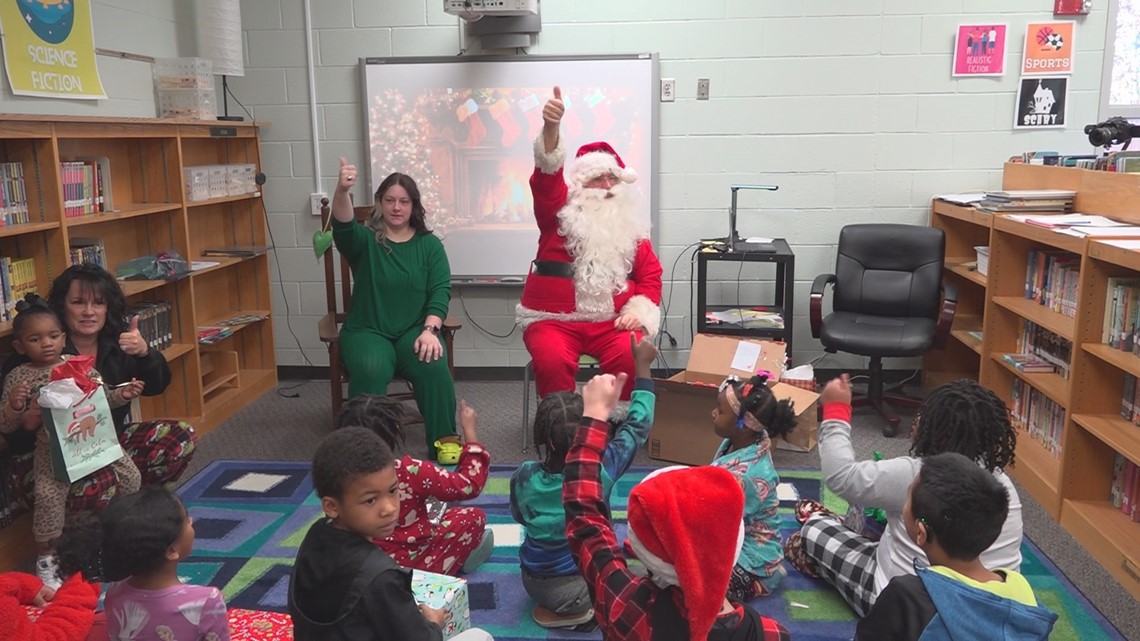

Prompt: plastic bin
xmin=153 ymin=57 xmax=213 ymax=90
xmin=975 ymin=246 xmax=990 ymax=276
xmin=158 ymin=88 xmax=216 ymax=120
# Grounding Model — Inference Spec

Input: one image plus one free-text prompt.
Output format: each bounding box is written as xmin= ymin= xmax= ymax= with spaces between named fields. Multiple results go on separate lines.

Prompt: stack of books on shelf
xmin=197 ymin=326 xmax=233 ymax=344
xmin=1015 ymin=320 xmax=1071 ymax=378
xmin=126 ymin=301 xmax=173 ymax=352
xmin=1010 ymin=379 xmax=1063 ymax=458
xmin=0 ymin=161 xmax=29 ymax=225
xmin=977 ymin=189 xmax=1075 ymax=212
xmin=60 ymin=158 xmax=110 ymax=217
xmin=0 ymin=256 xmax=37 ymax=322
xmin=69 ymin=237 xmax=107 ymax=269
xmin=1102 ymin=277 xmax=1140 ymax=351
xmin=1025 ymin=250 xmax=1080 ymax=318
xmin=1110 ymin=454 xmax=1140 ymax=523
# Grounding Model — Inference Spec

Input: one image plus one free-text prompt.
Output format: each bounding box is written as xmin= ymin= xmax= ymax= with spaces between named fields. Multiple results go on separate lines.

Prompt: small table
xmin=696 ymin=239 xmax=795 ymax=355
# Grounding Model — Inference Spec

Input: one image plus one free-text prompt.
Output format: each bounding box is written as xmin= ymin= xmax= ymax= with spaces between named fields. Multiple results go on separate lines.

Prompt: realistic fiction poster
xmin=953 ymin=24 xmax=1007 ymax=76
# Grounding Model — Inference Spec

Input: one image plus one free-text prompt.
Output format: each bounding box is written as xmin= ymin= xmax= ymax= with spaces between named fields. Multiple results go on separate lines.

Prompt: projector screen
xmin=359 ymin=54 xmax=659 ymax=279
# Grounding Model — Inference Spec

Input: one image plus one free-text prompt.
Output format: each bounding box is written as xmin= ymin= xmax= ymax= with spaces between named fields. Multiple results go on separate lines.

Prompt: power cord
xmin=655 ymin=242 xmax=700 ymax=375
xmin=458 ymin=290 xmax=518 ymax=339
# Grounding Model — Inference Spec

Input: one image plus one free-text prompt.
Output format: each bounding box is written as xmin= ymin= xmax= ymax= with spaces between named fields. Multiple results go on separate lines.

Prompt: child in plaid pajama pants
xmin=787 ymin=376 xmax=1025 ymax=616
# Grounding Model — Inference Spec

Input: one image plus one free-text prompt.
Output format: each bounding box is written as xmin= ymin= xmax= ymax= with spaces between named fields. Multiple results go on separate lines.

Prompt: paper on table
xmin=191 ymin=261 xmax=221 ymax=271
xmin=1099 ymin=239 xmax=1140 ymax=249
xmin=1007 ymin=213 xmax=1112 ymax=227
xmin=730 ymin=341 xmax=762 ymax=373
xmin=744 ymin=236 xmax=774 ymax=243
xmin=936 ymin=193 xmax=986 ymax=205
xmin=1058 ymin=226 xmax=1140 ymax=238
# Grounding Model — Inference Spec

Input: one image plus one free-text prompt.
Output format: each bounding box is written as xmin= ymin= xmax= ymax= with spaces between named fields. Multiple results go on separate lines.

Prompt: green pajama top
xmin=332 ymin=219 xmax=451 ymax=338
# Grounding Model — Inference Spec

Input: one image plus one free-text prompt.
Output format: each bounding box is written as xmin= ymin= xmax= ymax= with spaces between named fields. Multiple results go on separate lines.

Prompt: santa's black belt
xmin=531 ymin=260 xmax=575 ymax=278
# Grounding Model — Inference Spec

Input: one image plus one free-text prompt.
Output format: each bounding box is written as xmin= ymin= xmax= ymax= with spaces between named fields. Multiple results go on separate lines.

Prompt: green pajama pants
xmin=339 ymin=325 xmax=457 ymax=452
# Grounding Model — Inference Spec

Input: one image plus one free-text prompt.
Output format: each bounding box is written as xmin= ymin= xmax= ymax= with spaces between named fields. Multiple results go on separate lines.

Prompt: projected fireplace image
xmin=457 ymin=149 xmax=533 ymax=227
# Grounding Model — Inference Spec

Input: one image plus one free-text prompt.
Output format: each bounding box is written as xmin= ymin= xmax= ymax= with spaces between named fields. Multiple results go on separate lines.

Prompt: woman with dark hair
xmin=0 ymin=264 xmax=197 ymax=514
xmin=332 ymin=158 xmax=457 ymax=456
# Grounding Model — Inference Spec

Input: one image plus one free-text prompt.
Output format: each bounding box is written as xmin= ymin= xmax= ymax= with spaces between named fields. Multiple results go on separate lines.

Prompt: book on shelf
xmin=1111 ymin=454 xmax=1140 ymax=522
xmin=201 ymin=245 xmax=270 ymax=257
xmin=1016 ymin=320 xmax=1071 ymax=378
xmin=1002 ymin=353 xmax=1056 ymax=373
xmin=1103 ymin=277 xmax=1140 ymax=351
xmin=74 ymin=156 xmax=114 ymax=212
xmin=0 ymin=256 xmax=37 ymax=321
xmin=1120 ymin=373 xmax=1140 ymax=427
xmin=197 ymin=326 xmax=233 ymax=344
xmin=1010 ymin=379 xmax=1064 ymax=458
xmin=1025 ymin=250 xmax=1080 ymax=318
xmin=59 ymin=159 xmax=103 ymax=217
xmin=126 ymin=301 xmax=173 ymax=352
xmin=0 ymin=161 xmax=29 ymax=226
xmin=69 ymin=237 xmax=107 ymax=269
xmin=967 ymin=330 xmax=984 ymax=342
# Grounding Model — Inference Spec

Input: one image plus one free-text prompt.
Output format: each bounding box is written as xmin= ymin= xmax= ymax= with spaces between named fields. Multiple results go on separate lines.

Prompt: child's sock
xmin=36 ymin=554 xmax=61 ymax=590
xmin=462 ymin=528 xmax=495 ymax=574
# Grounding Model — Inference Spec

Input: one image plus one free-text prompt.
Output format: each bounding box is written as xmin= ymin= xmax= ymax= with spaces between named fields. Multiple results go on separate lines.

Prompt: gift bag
xmin=780 ymin=363 xmax=818 ymax=392
xmin=411 ymin=569 xmax=471 ymax=639
xmin=39 ymin=357 xmax=124 ymax=483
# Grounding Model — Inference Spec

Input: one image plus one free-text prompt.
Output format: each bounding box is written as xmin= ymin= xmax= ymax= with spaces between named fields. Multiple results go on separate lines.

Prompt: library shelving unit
xmin=0 ymin=115 xmax=277 ymax=569
xmin=922 ymin=200 xmax=994 ymax=387
xmin=958 ymin=162 xmax=1140 ymax=600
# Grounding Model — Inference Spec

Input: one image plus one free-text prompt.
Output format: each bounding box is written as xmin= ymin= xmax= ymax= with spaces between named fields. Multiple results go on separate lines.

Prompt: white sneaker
xmin=36 ymin=554 xmax=61 ymax=590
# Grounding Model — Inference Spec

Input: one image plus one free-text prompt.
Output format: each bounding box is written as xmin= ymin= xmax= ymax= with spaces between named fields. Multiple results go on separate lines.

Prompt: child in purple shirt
xmin=56 ymin=487 xmax=230 ymax=641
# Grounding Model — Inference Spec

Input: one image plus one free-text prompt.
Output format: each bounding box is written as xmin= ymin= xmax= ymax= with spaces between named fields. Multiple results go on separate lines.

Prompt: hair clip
xmin=718 ymin=374 xmax=741 ymax=393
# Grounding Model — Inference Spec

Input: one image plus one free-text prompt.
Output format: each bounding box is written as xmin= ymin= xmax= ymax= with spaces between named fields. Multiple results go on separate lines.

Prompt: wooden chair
xmin=317 ymin=199 xmax=463 ymax=419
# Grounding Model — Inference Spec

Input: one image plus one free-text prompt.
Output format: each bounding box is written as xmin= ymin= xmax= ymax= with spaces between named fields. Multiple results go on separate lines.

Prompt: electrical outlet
xmin=660 ymin=78 xmax=676 ymax=102
xmin=310 ymin=192 xmax=326 ymax=217
xmin=697 ymin=78 xmax=710 ymax=101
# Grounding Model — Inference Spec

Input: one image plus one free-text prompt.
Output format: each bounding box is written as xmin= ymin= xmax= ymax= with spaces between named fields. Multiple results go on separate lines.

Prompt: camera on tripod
xmin=1084 ymin=116 xmax=1140 ymax=148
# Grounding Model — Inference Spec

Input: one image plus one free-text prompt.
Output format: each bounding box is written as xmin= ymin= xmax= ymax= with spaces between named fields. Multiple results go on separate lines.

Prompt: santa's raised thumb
xmin=627 ymin=465 xmax=746 ymax=641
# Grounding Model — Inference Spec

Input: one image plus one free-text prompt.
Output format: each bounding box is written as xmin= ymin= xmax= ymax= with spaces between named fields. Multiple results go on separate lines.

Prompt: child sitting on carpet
xmin=289 ymin=427 xmax=494 ymax=641
xmin=710 ymin=374 xmax=797 ymax=601
xmin=787 ymin=376 xmax=1024 ymax=617
xmin=510 ymin=334 xmax=656 ymax=629
xmin=564 ymin=372 xmax=791 ymax=641
xmin=55 ymin=487 xmax=230 ymax=641
xmin=856 ymin=452 xmax=1056 ymax=640
xmin=0 ymin=296 xmax=144 ymax=590
xmin=335 ymin=394 xmax=493 ymax=576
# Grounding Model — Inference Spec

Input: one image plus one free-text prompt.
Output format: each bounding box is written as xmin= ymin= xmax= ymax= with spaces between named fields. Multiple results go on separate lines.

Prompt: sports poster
xmin=1014 ymin=76 xmax=1068 ymax=129
xmin=0 ymin=0 xmax=106 ymax=99
xmin=1022 ymin=22 xmax=1076 ymax=75
xmin=953 ymin=24 xmax=1007 ymax=76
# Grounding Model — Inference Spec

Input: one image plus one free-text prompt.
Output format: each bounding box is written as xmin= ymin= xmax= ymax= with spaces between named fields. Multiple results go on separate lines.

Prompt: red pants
xmin=524 ymin=320 xmax=642 ymax=400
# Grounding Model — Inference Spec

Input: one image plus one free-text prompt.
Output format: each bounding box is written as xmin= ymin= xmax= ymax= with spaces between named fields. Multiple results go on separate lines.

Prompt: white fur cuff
xmin=621 ymin=295 xmax=661 ymax=338
xmin=533 ymin=134 xmax=566 ymax=175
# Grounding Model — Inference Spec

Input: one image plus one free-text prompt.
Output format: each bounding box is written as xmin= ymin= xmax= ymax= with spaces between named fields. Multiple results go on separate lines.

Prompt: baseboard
xmin=277 ymin=365 xmax=923 ymax=384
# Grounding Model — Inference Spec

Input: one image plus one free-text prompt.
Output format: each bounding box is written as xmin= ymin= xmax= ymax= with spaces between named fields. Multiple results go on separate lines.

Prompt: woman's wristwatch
xmin=422 ymin=324 xmax=440 ymax=336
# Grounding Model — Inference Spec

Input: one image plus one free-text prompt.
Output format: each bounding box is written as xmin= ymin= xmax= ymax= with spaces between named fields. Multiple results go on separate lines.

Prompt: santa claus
xmin=516 ymin=86 xmax=663 ymax=400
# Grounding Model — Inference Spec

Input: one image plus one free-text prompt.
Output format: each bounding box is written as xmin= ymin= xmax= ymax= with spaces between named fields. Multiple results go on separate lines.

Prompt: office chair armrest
xmin=932 ymin=282 xmax=959 ymax=350
xmin=810 ymin=274 xmax=836 ymax=339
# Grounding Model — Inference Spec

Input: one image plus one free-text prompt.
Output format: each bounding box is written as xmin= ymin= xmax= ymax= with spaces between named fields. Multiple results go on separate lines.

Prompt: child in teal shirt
xmin=510 ymin=336 xmax=656 ymax=628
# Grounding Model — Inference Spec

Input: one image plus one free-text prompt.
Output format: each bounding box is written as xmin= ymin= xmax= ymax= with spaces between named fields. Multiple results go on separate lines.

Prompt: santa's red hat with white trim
xmin=568 ymin=141 xmax=638 ymax=187
xmin=627 ymin=465 xmax=745 ymax=641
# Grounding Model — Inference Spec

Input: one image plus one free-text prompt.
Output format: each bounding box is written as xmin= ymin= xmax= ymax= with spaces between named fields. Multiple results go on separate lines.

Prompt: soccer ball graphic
xmin=1037 ymin=27 xmax=1065 ymax=51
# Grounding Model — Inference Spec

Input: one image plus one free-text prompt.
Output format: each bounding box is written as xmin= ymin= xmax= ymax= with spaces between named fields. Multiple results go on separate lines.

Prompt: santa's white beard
xmin=559 ymin=183 xmax=648 ymax=315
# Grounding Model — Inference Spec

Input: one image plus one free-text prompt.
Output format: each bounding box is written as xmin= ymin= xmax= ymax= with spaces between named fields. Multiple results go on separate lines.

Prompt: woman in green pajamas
xmin=331 ymin=157 xmax=456 ymax=456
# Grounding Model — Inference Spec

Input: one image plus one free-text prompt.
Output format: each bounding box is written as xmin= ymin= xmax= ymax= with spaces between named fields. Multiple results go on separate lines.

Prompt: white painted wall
xmin=4 ymin=1 xmax=1109 ymax=372
xmin=0 ymin=0 xmax=195 ymax=116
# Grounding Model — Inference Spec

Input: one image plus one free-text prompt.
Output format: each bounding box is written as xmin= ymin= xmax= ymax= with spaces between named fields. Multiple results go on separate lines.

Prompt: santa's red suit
xmin=516 ymin=137 xmax=663 ymax=400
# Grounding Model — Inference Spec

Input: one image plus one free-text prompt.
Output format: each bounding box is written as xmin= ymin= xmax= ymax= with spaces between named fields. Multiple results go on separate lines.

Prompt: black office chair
xmin=810 ymin=224 xmax=957 ymax=437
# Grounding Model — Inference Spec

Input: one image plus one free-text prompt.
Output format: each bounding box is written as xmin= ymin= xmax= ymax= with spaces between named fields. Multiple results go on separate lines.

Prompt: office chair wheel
xmin=882 ymin=423 xmax=897 ymax=438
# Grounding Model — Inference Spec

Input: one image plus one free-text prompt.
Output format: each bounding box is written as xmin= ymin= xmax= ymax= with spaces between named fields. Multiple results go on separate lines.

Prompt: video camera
xmin=1084 ymin=116 xmax=1140 ymax=149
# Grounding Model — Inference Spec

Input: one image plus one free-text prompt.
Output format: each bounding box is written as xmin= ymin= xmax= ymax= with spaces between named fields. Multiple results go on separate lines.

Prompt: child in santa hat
xmin=563 ymin=372 xmax=791 ymax=641
xmin=711 ymin=374 xmax=799 ymax=600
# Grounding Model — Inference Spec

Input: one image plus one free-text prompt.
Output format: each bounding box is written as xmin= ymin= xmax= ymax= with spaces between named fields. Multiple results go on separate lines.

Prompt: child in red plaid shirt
xmin=563 ymin=372 xmax=791 ymax=641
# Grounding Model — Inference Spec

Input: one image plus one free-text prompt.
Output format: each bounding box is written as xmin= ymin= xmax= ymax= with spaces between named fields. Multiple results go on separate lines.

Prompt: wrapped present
xmin=228 ymin=608 xmax=294 ymax=640
xmin=412 ymin=569 xmax=471 ymax=639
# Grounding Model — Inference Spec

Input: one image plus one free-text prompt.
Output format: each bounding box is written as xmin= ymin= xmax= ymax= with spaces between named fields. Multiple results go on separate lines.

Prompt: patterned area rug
xmin=177 ymin=461 xmax=1124 ymax=641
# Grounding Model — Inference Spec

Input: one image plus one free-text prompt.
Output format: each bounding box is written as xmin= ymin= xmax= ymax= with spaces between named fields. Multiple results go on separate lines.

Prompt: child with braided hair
xmin=710 ymin=374 xmax=798 ymax=601
xmin=787 ymin=376 xmax=1023 ymax=617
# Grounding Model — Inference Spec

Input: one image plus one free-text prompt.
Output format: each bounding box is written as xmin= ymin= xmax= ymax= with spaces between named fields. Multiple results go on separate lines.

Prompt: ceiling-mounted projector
xmin=444 ymin=0 xmax=539 ymax=17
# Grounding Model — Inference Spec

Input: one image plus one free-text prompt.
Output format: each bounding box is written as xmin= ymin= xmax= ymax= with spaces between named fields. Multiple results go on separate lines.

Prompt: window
xmin=1101 ymin=0 xmax=1140 ymax=117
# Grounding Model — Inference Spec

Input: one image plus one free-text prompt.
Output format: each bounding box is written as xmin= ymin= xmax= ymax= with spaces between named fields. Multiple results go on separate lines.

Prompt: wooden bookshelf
xmin=0 ymin=115 xmax=277 ymax=570
xmin=952 ymin=163 xmax=1140 ymax=600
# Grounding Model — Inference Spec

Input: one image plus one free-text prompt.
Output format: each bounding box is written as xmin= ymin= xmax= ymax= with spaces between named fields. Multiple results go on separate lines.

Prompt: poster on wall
xmin=1022 ymin=22 xmax=1076 ymax=75
xmin=953 ymin=24 xmax=1007 ymax=76
xmin=1014 ymin=77 xmax=1068 ymax=129
xmin=0 ymin=0 xmax=106 ymax=99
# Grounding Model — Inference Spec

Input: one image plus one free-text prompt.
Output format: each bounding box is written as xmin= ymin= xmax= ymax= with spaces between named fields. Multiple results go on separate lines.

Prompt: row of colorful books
xmin=0 ymin=162 xmax=29 ymax=226
xmin=61 ymin=157 xmax=111 ymax=218
xmin=1119 ymin=374 xmax=1140 ymax=428
xmin=1024 ymin=250 xmax=1080 ymax=319
xmin=1011 ymin=379 xmax=1063 ymax=458
xmin=1110 ymin=454 xmax=1140 ymax=523
xmin=0 ymin=257 xmax=37 ymax=322
xmin=126 ymin=301 xmax=173 ymax=353
xmin=1011 ymin=320 xmax=1071 ymax=378
xmin=1101 ymin=277 xmax=1140 ymax=353
xmin=69 ymin=237 xmax=107 ymax=269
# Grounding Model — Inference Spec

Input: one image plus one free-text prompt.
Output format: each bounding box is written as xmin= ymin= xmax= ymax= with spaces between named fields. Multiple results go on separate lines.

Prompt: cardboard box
xmin=412 ymin=569 xmax=471 ymax=639
xmin=649 ymin=335 xmax=820 ymax=465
